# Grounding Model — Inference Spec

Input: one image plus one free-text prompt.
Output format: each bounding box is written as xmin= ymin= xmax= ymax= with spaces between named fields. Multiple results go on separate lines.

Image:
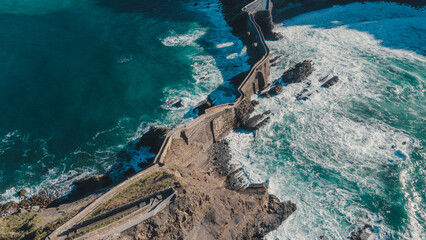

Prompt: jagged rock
xmin=18 ymin=199 xmax=30 ymax=209
xmin=193 ymin=99 xmax=213 ymax=116
xmin=350 ymin=224 xmax=374 ymax=240
xmin=321 ymin=76 xmax=339 ymax=88
xmin=260 ymin=82 xmax=283 ymax=97
xmin=251 ymin=100 xmax=260 ymax=106
xmin=171 ymin=99 xmax=184 ymax=108
xmin=1 ymin=201 xmax=18 ymax=216
xmin=17 ymin=189 xmax=27 ymax=197
xmin=270 ymin=55 xmax=281 ymax=64
xmin=227 ymin=168 xmax=249 ymax=190
xmin=282 ymin=60 xmax=314 ymax=84
xmin=31 ymin=205 xmax=40 ymax=212
xmin=208 ymin=140 xmax=233 ymax=176
xmin=240 ymin=110 xmax=271 ymax=131
xmin=235 ymin=99 xmax=255 ymax=123
xmin=136 ymin=126 xmax=169 ymax=154
xmin=72 ymin=174 xmax=112 ymax=197
xmin=29 ymin=191 xmax=52 ymax=207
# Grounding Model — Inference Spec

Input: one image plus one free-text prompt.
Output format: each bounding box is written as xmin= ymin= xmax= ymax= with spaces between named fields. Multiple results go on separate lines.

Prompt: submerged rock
xmin=321 ymin=76 xmax=339 ymax=88
xmin=171 ymin=99 xmax=184 ymax=108
xmin=282 ymin=60 xmax=314 ymax=84
xmin=136 ymin=126 xmax=169 ymax=154
xmin=350 ymin=224 xmax=374 ymax=240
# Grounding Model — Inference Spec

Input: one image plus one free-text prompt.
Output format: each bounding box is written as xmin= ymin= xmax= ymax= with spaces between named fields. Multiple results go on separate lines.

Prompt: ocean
xmin=226 ymin=2 xmax=426 ymax=239
xmin=0 ymin=0 xmax=248 ymax=202
xmin=0 ymin=0 xmax=425 ymax=239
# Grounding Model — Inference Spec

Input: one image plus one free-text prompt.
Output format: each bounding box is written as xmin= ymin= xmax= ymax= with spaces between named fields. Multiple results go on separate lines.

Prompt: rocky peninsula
xmin=1 ymin=0 xmax=424 ymax=239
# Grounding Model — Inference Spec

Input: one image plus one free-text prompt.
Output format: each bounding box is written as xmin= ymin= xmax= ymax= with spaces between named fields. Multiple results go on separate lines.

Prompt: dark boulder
xmin=260 ymin=82 xmax=283 ymax=97
xmin=240 ymin=110 xmax=271 ymax=131
xmin=193 ymin=99 xmax=213 ymax=116
xmin=17 ymin=189 xmax=27 ymax=197
xmin=350 ymin=224 xmax=374 ymax=240
xmin=251 ymin=100 xmax=260 ymax=106
xmin=135 ymin=126 xmax=169 ymax=154
xmin=282 ymin=60 xmax=314 ymax=84
xmin=29 ymin=191 xmax=54 ymax=207
xmin=1 ymin=201 xmax=18 ymax=216
xmin=72 ymin=174 xmax=112 ymax=197
xmin=321 ymin=76 xmax=339 ymax=88
xmin=235 ymin=99 xmax=255 ymax=123
xmin=171 ymin=99 xmax=184 ymax=108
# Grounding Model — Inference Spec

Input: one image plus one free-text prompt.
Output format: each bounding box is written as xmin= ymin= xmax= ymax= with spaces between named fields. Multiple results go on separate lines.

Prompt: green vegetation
xmin=0 ymin=212 xmax=39 ymax=240
xmin=89 ymin=170 xmax=176 ymax=218
xmin=67 ymin=211 xmax=132 ymax=239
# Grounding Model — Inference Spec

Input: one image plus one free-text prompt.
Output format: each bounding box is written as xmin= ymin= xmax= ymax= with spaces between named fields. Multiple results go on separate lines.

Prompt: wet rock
xmin=350 ymin=224 xmax=374 ymax=240
xmin=136 ymin=126 xmax=169 ymax=154
xmin=17 ymin=189 xmax=27 ymax=197
xmin=240 ymin=110 xmax=271 ymax=131
xmin=235 ymin=99 xmax=255 ymax=123
xmin=282 ymin=60 xmax=314 ymax=84
xmin=270 ymin=55 xmax=281 ymax=64
xmin=261 ymin=82 xmax=283 ymax=97
xmin=29 ymin=192 xmax=51 ymax=207
xmin=18 ymin=199 xmax=30 ymax=209
xmin=251 ymin=100 xmax=260 ymax=106
xmin=193 ymin=99 xmax=213 ymax=116
xmin=321 ymin=76 xmax=339 ymax=88
xmin=72 ymin=174 xmax=112 ymax=197
xmin=171 ymin=99 xmax=184 ymax=108
xmin=227 ymin=168 xmax=249 ymax=190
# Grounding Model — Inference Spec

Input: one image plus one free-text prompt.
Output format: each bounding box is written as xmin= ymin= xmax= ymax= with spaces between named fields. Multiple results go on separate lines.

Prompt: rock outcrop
xmin=193 ymin=99 xmax=213 ymax=116
xmin=71 ymin=174 xmax=112 ymax=197
xmin=260 ymin=82 xmax=283 ymax=97
xmin=282 ymin=60 xmax=314 ymax=84
xmin=240 ymin=110 xmax=272 ymax=131
xmin=119 ymin=140 xmax=296 ymax=240
xmin=136 ymin=126 xmax=170 ymax=154
xmin=320 ymin=75 xmax=339 ymax=88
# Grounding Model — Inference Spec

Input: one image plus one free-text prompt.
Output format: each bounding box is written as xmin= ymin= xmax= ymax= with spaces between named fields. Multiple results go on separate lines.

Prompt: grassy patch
xmin=89 ymin=170 xmax=176 ymax=218
xmin=67 ymin=211 xmax=132 ymax=239
xmin=0 ymin=212 xmax=39 ymax=240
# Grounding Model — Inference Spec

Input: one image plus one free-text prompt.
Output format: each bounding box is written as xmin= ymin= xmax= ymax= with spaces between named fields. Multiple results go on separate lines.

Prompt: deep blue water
xmin=0 ymin=0 xmax=248 ymax=201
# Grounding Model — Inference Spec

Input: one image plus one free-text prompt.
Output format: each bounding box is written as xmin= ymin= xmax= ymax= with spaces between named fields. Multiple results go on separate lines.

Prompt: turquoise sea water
xmin=0 ymin=0 xmax=248 ymax=201
xmin=227 ymin=2 xmax=425 ymax=239
xmin=1 ymin=0 xmax=425 ymax=239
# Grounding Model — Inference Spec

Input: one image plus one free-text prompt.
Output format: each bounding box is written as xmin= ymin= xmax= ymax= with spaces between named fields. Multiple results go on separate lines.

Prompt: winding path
xmin=48 ymin=1 xmax=272 ymax=239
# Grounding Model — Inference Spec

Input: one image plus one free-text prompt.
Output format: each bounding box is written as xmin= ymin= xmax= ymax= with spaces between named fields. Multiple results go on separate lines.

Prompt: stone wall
xmin=154 ymin=0 xmax=272 ymax=165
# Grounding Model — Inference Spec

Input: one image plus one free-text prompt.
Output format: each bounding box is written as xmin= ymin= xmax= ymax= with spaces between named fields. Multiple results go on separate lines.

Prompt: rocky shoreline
xmin=1 ymin=0 xmax=424 ymax=239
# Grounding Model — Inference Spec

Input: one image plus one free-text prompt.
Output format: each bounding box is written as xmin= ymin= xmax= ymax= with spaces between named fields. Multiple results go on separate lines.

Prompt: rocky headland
xmin=1 ymin=0 xmax=424 ymax=239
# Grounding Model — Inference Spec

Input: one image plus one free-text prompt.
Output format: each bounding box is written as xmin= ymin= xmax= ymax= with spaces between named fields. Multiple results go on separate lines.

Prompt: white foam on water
xmin=226 ymin=2 xmax=425 ymax=239
xmin=158 ymin=0 xmax=249 ymax=126
xmin=216 ymin=42 xmax=235 ymax=48
xmin=161 ymin=29 xmax=206 ymax=47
